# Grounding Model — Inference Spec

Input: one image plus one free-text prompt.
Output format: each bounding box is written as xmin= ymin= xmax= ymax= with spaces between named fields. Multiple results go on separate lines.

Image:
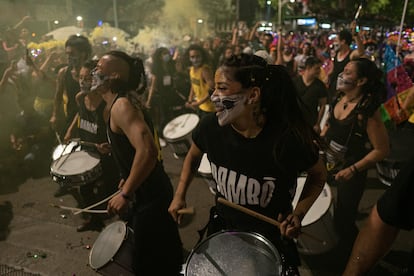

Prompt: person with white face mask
xmin=63 ymin=60 xmax=119 ymax=232
xmin=49 ymin=35 xmax=92 ymax=150
xmin=169 ymin=53 xmax=327 ymax=275
xmin=185 ymin=44 xmax=215 ymax=118
xmin=321 ymin=58 xmax=390 ymax=268
xmin=145 ymin=47 xmax=185 ymax=144
xmin=327 ymin=22 xmax=364 ymax=103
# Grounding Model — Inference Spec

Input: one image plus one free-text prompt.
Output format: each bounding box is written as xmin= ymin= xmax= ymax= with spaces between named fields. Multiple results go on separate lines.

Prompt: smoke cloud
xmin=131 ymin=0 xmax=207 ymax=54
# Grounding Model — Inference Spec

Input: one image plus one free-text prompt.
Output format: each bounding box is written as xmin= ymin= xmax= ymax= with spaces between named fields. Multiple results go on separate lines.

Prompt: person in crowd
xmin=276 ymin=32 xmax=297 ymax=78
xmin=169 ymin=53 xmax=327 ymax=275
xmin=92 ymin=50 xmax=183 ymax=275
xmin=145 ymin=47 xmax=184 ymax=140
xmin=327 ymin=24 xmax=364 ymax=102
xmin=0 ymin=60 xmax=17 ymax=92
xmin=343 ymin=156 xmax=414 ymax=276
xmin=63 ymin=60 xmax=118 ymax=232
xmin=293 ymin=56 xmax=328 ymax=134
xmin=1 ymin=16 xmax=30 ymax=63
xmin=321 ymin=58 xmax=390 ymax=257
xmin=185 ymin=44 xmax=216 ymax=118
xmin=49 ymin=35 xmax=92 ymax=139
xmin=399 ymin=86 xmax=414 ymax=130
xmin=295 ymin=41 xmax=314 ymax=74
xmin=31 ymin=50 xmax=65 ymax=122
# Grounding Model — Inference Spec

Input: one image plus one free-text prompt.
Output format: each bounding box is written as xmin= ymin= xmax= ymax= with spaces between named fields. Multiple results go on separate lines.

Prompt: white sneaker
xmin=159 ymin=138 xmax=167 ymax=147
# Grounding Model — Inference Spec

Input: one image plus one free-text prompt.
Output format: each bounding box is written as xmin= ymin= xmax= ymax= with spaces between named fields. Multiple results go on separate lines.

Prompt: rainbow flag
xmin=382 ymin=44 xmax=411 ymax=124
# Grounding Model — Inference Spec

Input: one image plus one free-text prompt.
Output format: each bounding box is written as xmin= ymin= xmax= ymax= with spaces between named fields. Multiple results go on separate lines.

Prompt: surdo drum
xmin=163 ymin=113 xmax=199 ymax=157
xmin=292 ymin=176 xmax=338 ymax=255
xmin=50 ymin=150 xmax=102 ymax=187
xmin=89 ymin=221 xmax=135 ymax=275
xmin=185 ymin=231 xmax=283 ymax=276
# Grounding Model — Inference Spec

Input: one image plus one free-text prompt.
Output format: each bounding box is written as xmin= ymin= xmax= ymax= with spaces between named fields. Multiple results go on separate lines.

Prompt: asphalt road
xmin=0 ymin=138 xmax=412 ymax=276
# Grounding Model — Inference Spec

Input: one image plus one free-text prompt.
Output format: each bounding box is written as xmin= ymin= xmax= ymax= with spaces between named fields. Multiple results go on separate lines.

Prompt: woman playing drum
xmin=169 ymin=53 xmax=327 ymax=275
xmin=321 ymin=58 xmax=389 ymax=256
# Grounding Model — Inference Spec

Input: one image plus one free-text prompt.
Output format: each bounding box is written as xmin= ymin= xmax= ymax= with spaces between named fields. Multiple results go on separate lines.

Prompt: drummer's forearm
xmin=295 ymin=158 xmax=327 ymax=219
xmin=121 ymin=150 xmax=157 ymax=196
xmin=175 ymin=146 xmax=202 ymax=199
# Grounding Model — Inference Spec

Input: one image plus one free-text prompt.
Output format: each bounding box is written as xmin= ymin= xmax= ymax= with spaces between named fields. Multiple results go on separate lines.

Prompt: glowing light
xmin=53 ymin=20 xmax=59 ymax=25
xmin=197 ymin=19 xmax=203 ymax=24
xmin=76 ymin=16 xmax=83 ymax=22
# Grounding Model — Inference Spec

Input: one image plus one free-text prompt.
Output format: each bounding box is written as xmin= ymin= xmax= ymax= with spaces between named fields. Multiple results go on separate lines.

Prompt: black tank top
xmin=78 ymin=94 xmax=107 ymax=146
xmin=106 ymin=95 xmax=171 ymax=203
xmin=324 ymin=98 xmax=369 ymax=171
xmin=64 ymin=66 xmax=80 ymax=120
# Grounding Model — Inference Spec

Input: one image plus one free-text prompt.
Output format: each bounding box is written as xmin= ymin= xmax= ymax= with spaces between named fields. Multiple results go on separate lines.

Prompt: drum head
xmin=198 ymin=154 xmax=211 ymax=175
xmin=51 ymin=151 xmax=100 ymax=176
xmin=52 ymin=141 xmax=80 ymax=160
xmin=185 ymin=231 xmax=282 ymax=276
xmin=163 ymin=113 xmax=200 ymax=141
xmin=292 ymin=177 xmax=332 ymax=226
xmin=89 ymin=221 xmax=127 ymax=269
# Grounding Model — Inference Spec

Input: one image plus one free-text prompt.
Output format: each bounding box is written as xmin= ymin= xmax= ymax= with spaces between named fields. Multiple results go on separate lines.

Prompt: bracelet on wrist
xmin=352 ymin=164 xmax=358 ymax=173
xmin=120 ymin=191 xmax=131 ymax=201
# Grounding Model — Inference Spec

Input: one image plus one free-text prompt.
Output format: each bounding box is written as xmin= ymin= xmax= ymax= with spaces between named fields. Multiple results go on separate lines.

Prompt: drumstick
xmin=73 ymin=190 xmax=120 ymax=215
xmin=50 ymin=203 xmax=108 ymax=214
xmin=217 ymin=197 xmax=280 ymax=227
xmin=177 ymin=206 xmax=195 ymax=215
xmin=70 ymin=138 xmax=97 ymax=148
xmin=52 ymin=202 xmax=194 ymax=216
xmin=55 ymin=131 xmax=62 ymax=145
xmin=217 ymin=197 xmax=326 ymax=244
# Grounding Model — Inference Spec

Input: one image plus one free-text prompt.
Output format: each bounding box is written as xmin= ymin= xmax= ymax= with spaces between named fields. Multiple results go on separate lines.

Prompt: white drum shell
xmin=50 ymin=151 xmax=102 ymax=186
xmin=292 ymin=177 xmax=338 ymax=255
xmin=197 ymin=153 xmax=217 ymax=195
xmin=163 ymin=113 xmax=199 ymax=157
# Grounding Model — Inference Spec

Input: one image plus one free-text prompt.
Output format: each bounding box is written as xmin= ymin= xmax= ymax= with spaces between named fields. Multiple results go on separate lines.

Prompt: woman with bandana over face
xmin=169 ymin=53 xmax=327 ymax=275
xmin=321 ymin=58 xmax=389 ymax=258
xmin=63 ymin=60 xmax=119 ymax=232
xmin=92 ymin=51 xmax=183 ymax=275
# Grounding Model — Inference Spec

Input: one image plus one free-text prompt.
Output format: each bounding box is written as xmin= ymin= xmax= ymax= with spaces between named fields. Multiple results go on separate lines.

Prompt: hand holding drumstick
xmin=217 ymin=197 xmax=323 ymax=243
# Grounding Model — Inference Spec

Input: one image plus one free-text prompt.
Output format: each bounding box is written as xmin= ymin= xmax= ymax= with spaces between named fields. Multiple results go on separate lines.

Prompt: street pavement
xmin=0 ymin=141 xmax=412 ymax=276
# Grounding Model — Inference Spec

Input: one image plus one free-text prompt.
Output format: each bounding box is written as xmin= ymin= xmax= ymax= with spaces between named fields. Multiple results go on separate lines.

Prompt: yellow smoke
xmin=130 ymin=0 xmax=207 ymax=53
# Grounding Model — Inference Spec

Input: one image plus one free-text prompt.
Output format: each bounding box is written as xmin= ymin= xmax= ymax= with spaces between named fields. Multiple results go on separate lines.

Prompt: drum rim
xmin=89 ymin=221 xmax=127 ymax=270
xmin=184 ymin=230 xmax=283 ymax=275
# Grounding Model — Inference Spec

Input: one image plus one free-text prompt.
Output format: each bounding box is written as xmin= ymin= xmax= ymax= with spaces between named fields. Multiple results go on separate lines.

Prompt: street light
xmin=76 ymin=16 xmax=83 ymax=28
xmin=278 ymin=0 xmax=291 ymax=28
xmin=266 ymin=1 xmax=272 ymax=22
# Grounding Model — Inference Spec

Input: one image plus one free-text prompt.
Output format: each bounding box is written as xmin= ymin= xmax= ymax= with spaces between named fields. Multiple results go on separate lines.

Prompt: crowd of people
xmin=1 ymin=15 xmax=413 ymax=275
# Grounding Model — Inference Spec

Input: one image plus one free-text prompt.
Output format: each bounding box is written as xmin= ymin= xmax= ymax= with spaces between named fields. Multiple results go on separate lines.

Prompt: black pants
xmin=333 ymin=171 xmax=367 ymax=242
xmin=130 ymin=196 xmax=183 ymax=275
